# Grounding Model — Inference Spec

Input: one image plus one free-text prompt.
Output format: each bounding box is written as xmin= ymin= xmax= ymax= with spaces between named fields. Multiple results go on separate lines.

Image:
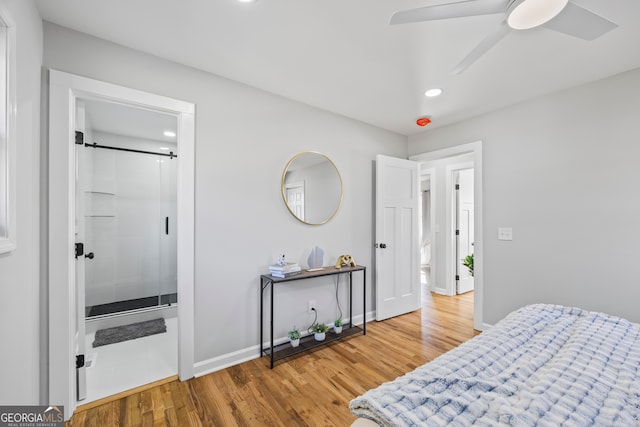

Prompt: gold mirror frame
xmin=281 ymin=151 xmax=343 ymax=225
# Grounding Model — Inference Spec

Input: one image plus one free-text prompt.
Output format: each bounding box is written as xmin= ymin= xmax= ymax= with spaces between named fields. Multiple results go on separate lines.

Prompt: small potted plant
xmin=463 ymin=254 xmax=474 ymax=277
xmin=310 ymin=322 xmax=329 ymax=341
xmin=288 ymin=326 xmax=301 ymax=348
xmin=334 ymin=318 xmax=343 ymax=334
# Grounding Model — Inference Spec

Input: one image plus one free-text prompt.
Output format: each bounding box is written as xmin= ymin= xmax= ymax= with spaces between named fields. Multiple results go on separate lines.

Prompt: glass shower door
xmin=84 ymin=136 xmax=177 ymax=317
xmin=159 ymin=154 xmax=177 ymax=306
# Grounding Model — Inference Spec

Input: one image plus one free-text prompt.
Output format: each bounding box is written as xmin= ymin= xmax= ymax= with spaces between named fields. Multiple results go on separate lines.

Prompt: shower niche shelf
xmin=84 ymin=190 xmax=116 ymax=218
xmin=85 ymin=190 xmax=115 ymax=195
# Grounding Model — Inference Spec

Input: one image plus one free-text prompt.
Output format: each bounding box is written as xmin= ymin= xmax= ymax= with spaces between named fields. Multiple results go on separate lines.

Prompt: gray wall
xmin=42 ymin=22 xmax=406 ymax=371
xmin=409 ymin=68 xmax=640 ymax=325
xmin=0 ymin=0 xmax=43 ymax=405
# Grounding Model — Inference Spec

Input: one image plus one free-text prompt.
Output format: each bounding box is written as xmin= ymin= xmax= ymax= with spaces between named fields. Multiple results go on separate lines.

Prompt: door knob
xmin=85 ymin=252 xmax=94 ymax=260
xmin=379 ymin=243 xmax=387 ymax=249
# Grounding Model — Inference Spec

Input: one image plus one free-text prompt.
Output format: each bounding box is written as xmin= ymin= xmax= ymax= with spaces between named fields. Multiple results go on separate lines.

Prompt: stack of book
xmin=268 ymin=262 xmax=302 ymax=278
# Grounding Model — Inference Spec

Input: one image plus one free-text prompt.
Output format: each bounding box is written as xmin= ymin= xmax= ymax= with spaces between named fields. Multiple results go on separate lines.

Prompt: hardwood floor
xmin=67 ymin=291 xmax=478 ymax=427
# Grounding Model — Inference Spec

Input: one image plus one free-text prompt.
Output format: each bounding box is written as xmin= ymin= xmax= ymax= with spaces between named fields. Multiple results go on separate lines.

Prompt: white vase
xmin=314 ymin=332 xmax=325 ymax=341
xmin=290 ymin=338 xmax=300 ymax=348
xmin=334 ymin=325 xmax=343 ymax=334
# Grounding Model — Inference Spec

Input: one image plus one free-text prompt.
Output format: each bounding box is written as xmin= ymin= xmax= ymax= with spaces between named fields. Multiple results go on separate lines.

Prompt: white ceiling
xmin=36 ymin=0 xmax=640 ymax=136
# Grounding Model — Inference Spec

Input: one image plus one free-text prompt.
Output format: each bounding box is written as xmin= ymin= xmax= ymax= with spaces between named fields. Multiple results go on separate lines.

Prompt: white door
xmin=375 ymin=155 xmax=420 ymax=320
xmin=74 ymin=102 xmax=87 ymax=401
xmin=456 ymin=169 xmax=475 ymax=294
xmin=285 ymin=181 xmax=305 ymax=221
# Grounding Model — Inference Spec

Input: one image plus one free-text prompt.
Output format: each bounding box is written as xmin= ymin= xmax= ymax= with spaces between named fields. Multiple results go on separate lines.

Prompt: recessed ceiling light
xmin=159 ymin=147 xmax=170 ymax=151
xmin=507 ymin=0 xmax=568 ymax=30
xmin=237 ymin=0 xmax=257 ymax=3
xmin=163 ymin=130 xmax=176 ymax=137
xmin=424 ymin=88 xmax=443 ymax=98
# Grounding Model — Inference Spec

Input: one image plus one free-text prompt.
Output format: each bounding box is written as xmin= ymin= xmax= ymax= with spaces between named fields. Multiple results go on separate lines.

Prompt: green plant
xmin=288 ymin=327 xmax=301 ymax=340
xmin=463 ymin=254 xmax=474 ymax=277
xmin=334 ymin=318 xmax=343 ymax=327
xmin=310 ymin=322 xmax=329 ymax=333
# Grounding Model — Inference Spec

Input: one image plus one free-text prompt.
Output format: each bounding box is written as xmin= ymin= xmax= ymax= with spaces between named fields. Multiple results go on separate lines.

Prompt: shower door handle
xmin=165 ymin=217 xmax=169 ymax=235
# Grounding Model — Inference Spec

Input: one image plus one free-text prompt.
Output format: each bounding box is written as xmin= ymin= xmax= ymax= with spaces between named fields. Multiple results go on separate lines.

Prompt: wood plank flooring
xmin=66 ymin=291 xmax=478 ymax=427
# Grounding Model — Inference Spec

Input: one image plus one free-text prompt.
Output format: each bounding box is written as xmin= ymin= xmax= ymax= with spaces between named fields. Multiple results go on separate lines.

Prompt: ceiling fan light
xmin=506 ymin=0 xmax=568 ymax=30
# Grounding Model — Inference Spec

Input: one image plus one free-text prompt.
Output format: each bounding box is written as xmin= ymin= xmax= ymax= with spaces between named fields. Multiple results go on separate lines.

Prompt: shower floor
xmin=83 ymin=316 xmax=177 ymax=404
xmin=86 ymin=293 xmax=178 ymax=317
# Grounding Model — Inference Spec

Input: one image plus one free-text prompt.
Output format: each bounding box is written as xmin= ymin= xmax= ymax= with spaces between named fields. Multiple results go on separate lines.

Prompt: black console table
xmin=260 ymin=265 xmax=366 ymax=368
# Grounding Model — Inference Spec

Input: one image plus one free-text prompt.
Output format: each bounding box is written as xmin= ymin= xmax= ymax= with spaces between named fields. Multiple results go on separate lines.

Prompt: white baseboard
xmin=193 ymin=310 xmax=377 ymax=377
xmin=352 ymin=310 xmax=376 ymax=325
xmin=481 ymin=322 xmax=493 ymax=331
xmin=194 ymin=345 xmax=261 ymax=377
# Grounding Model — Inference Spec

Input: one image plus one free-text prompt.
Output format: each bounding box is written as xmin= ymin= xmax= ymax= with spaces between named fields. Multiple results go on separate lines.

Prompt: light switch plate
xmin=498 ymin=227 xmax=513 ymax=241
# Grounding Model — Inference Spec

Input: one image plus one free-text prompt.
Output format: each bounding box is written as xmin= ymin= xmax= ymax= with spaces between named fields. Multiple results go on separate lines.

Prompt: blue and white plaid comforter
xmin=350 ymin=304 xmax=640 ymax=426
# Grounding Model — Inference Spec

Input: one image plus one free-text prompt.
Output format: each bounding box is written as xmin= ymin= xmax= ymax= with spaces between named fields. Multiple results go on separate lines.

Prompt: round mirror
xmin=281 ymin=151 xmax=343 ymax=225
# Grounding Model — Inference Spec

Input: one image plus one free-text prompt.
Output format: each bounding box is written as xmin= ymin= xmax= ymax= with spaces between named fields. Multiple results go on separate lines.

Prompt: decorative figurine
xmin=335 ymin=254 xmax=356 ymax=268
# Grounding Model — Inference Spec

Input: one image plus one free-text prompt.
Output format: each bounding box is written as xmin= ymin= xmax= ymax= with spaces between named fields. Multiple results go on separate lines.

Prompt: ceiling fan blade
xmin=451 ymin=20 xmax=510 ymax=75
xmin=390 ymin=0 xmax=506 ymax=25
xmin=543 ymin=2 xmax=617 ymax=41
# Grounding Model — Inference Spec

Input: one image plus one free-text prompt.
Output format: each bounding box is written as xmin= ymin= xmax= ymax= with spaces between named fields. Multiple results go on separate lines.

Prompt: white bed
xmin=350 ymin=304 xmax=640 ymax=426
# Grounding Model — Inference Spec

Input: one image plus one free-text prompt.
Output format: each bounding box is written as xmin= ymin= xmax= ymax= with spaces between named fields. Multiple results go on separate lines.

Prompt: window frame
xmin=0 ymin=7 xmax=16 ymax=254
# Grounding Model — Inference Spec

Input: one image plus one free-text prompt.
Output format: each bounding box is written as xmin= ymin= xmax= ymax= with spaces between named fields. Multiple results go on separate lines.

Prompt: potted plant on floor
xmin=333 ymin=318 xmax=343 ymax=334
xmin=288 ymin=326 xmax=301 ymax=348
xmin=463 ymin=254 xmax=474 ymax=277
xmin=310 ymin=322 xmax=329 ymax=341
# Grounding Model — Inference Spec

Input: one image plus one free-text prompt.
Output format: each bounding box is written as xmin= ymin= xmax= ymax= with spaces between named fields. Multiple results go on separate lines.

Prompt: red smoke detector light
xmin=416 ymin=117 xmax=431 ymax=127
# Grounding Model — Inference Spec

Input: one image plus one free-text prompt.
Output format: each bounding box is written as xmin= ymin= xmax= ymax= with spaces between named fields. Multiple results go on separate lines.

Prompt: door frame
xmin=48 ymin=70 xmax=196 ymax=420
xmin=410 ymin=141 xmax=483 ymax=330
xmin=447 ymin=162 xmax=474 ymax=296
xmin=420 ymin=168 xmax=436 ymax=292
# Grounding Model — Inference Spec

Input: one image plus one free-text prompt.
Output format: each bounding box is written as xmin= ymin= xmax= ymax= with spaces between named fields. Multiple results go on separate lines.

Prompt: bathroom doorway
xmin=77 ymin=98 xmax=179 ymax=403
xmin=48 ymin=70 xmax=195 ymax=419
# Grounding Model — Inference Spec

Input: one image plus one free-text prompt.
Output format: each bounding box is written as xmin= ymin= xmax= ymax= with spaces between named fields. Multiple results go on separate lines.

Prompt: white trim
xmin=48 ymin=70 xmax=196 ymax=420
xmin=176 ymin=104 xmax=195 ymax=382
xmin=351 ymin=311 xmax=374 ymax=326
xmin=0 ymin=6 xmax=16 ymax=253
xmin=194 ymin=347 xmax=261 ymax=378
xmin=410 ymin=142 xmax=476 ymax=163
xmin=410 ymin=140 xmax=484 ymax=331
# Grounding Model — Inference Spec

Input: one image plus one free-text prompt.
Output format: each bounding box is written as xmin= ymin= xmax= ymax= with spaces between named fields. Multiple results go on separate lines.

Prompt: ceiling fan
xmin=390 ymin=0 xmax=617 ymax=74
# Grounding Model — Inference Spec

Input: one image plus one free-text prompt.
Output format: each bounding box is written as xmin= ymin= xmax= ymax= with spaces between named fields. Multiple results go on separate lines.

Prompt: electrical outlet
xmin=308 ymin=300 xmax=317 ymax=313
